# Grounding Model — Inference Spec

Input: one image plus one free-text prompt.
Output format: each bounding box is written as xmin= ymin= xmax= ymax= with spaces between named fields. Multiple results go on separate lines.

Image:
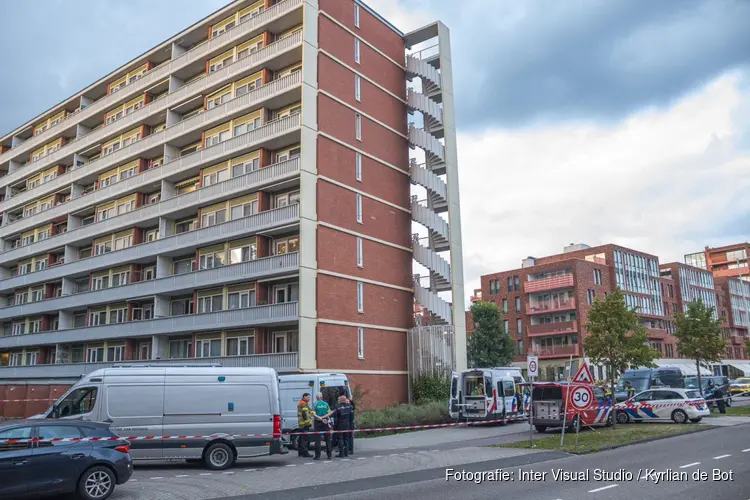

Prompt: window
xmin=169 ymin=339 xmax=191 ymax=359
xmin=228 ymin=290 xmax=255 ymax=309
xmin=355 ymin=152 xmax=362 ymax=181
xmin=25 ymin=351 xmax=38 ymax=366
xmin=0 ymin=426 xmax=33 ymax=450
xmin=12 ymin=323 xmax=25 ymax=336
xmin=199 ymin=252 xmax=225 ymax=269
xmin=517 ymin=319 xmax=523 ymax=335
xmin=230 ymin=244 xmax=257 ymax=264
xmin=203 ymin=168 xmax=229 ymax=187
xmin=109 ymin=308 xmax=127 ymax=324
xmin=356 ymin=193 xmax=363 ymax=223
xmin=273 ymin=283 xmax=299 ymax=303
xmin=355 ymin=113 xmax=362 ymax=140
xmin=587 ymin=289 xmax=596 ymax=305
xmin=357 ymin=236 xmax=363 ymax=267
xmin=196 ymin=338 xmax=221 ymax=358
xmin=106 ymin=345 xmax=124 ymax=362
xmin=514 ymin=276 xmax=520 ymax=291
xmin=502 ymin=299 xmax=508 ymax=314
xmin=357 ymin=327 xmax=364 ymax=359
xmin=503 ymin=320 xmax=509 ymax=334
xmin=230 ymin=200 xmax=258 ymax=219
xmin=197 ymin=294 xmax=223 ymax=313
xmin=354 ymin=4 xmax=360 ymax=27
xmin=201 ymin=209 xmax=226 ymax=227
xmin=233 ymin=118 xmax=261 ymax=136
xmin=232 ymin=157 xmax=259 ymax=177
xmin=594 ymin=269 xmax=602 ymax=285
xmin=355 ymin=74 xmax=361 ymax=101
xmin=354 ymin=38 xmax=360 ymax=63
xmin=515 ymin=297 xmax=521 ymax=312
xmin=54 ymin=387 xmax=98 ymax=417
xmin=507 ymin=277 xmax=513 ymax=292
xmin=226 ymin=336 xmax=254 ymax=356
xmin=86 ymin=347 xmax=104 ymax=363
xmin=357 ymin=281 xmax=364 ymax=312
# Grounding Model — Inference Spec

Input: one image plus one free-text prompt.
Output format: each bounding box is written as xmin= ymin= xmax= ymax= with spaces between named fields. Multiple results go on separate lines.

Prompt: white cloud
xmin=458 ymin=71 xmax=750 ymax=302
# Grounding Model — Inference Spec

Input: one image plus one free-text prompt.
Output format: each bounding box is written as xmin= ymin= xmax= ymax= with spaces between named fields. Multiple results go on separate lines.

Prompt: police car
xmin=615 ymin=388 xmax=710 ymax=424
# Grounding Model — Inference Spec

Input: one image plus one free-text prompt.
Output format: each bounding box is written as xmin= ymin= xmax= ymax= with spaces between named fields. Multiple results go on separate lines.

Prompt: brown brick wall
xmin=347 ymin=373 xmax=408 ymax=409
xmin=316 ymin=273 xmax=412 ymax=329
xmin=317 ymin=179 xmax=411 ymax=248
xmin=317 ymin=225 xmax=412 ymax=288
xmin=316 ymin=323 xmax=406 ymax=371
xmin=318 ymin=15 xmax=405 ymax=98
xmin=318 ymin=53 xmax=407 ymax=134
xmin=319 ymin=0 xmax=406 ymax=64
xmin=318 ymin=94 xmax=408 ymax=169
xmin=316 ymin=136 xmax=409 ymax=207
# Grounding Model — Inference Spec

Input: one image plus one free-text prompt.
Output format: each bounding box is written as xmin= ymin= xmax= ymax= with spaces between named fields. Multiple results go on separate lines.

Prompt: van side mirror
xmin=51 ymin=405 xmax=60 ymax=419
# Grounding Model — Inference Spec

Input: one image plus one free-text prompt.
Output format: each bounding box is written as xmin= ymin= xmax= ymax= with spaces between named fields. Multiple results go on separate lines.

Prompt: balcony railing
xmin=0 ymin=252 xmax=299 ymax=320
xmin=523 ymin=274 xmax=575 ymax=293
xmin=530 ymin=344 xmax=580 ymax=358
xmin=0 ymin=352 xmax=300 ymax=380
xmin=0 ymin=204 xmax=299 ymax=292
xmin=0 ymin=68 xmax=303 ymax=215
xmin=646 ymin=328 xmax=668 ymax=339
xmin=0 ymin=302 xmax=299 ymax=349
xmin=0 ymin=157 xmax=301 ymax=261
xmin=0 ymin=0 xmax=303 ymax=171
xmin=527 ymin=320 xmax=578 ymax=337
xmin=526 ymin=299 xmax=576 ymax=315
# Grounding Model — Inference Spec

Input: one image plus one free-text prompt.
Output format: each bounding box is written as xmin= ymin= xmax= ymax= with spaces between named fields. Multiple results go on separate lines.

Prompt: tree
xmin=583 ymin=288 xmax=659 ymax=427
xmin=673 ymin=300 xmax=726 ymax=396
xmin=467 ymin=301 xmax=514 ymax=368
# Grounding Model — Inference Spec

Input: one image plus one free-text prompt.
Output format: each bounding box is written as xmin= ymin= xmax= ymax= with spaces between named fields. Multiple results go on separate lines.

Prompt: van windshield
xmin=616 ymin=377 xmax=649 ymax=392
xmin=55 ymin=386 xmax=98 ymax=417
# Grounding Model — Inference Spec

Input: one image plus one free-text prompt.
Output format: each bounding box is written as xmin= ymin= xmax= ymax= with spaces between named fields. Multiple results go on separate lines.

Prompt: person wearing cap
xmin=296 ymin=393 xmax=313 ymax=458
xmin=312 ymin=392 xmax=332 ymax=460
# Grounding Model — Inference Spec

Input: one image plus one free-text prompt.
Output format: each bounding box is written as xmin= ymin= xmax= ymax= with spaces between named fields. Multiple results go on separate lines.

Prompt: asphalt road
xmin=238 ymin=423 xmax=749 ymax=500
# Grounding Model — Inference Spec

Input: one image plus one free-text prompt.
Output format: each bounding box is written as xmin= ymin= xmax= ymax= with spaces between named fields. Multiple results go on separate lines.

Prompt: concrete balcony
xmin=524 ymin=274 xmax=575 ymax=293
xmin=646 ymin=328 xmax=669 ymax=340
xmin=530 ymin=344 xmax=580 ymax=359
xmin=0 ymin=204 xmax=299 ymax=292
xmin=526 ymin=299 xmax=576 ymax=315
xmin=0 ymin=0 xmax=303 ymax=175
xmin=0 ymin=69 xmax=302 ymax=215
xmin=527 ymin=320 xmax=578 ymax=337
xmin=0 ymin=352 xmax=300 ymax=381
xmin=0 ymin=301 xmax=299 ymax=349
xmin=0 ymin=253 xmax=298 ymax=320
xmin=0 ymin=157 xmax=301 ymax=263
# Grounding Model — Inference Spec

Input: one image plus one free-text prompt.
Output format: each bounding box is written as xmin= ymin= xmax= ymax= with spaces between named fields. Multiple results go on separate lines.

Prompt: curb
xmin=566 ymin=425 xmax=718 ymax=455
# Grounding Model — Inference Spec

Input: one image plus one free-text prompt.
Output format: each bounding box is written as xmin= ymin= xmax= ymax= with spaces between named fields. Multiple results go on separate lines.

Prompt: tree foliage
xmin=583 ymin=288 xmax=659 ymax=426
xmin=411 ymin=374 xmax=451 ymax=405
xmin=673 ymin=300 xmax=726 ymax=394
xmin=467 ymin=301 xmax=514 ymax=368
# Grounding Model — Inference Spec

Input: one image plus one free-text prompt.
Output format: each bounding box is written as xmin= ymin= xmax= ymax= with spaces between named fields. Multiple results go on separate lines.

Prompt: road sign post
xmin=527 ymin=356 xmax=538 ymax=448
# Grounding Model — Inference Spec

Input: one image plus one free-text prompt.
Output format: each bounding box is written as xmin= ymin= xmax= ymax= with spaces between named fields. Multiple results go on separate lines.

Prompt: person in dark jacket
xmin=346 ymin=397 xmax=355 ymax=455
xmin=324 ymin=395 xmax=353 ymax=457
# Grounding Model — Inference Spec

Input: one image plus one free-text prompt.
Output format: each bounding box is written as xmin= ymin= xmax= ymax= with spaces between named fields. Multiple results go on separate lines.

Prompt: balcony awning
xmin=652 ymin=360 xmax=712 ymax=376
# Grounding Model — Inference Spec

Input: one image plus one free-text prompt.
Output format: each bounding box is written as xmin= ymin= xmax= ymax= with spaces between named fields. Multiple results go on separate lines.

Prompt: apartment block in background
xmin=0 ymin=0 xmax=465 ymax=411
xmin=685 ymin=242 xmax=750 ymax=280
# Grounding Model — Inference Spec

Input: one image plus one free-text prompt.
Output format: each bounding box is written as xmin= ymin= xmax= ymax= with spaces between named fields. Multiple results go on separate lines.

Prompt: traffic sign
xmin=570 ymin=386 xmax=593 ymax=409
xmin=527 ymin=355 xmax=538 ymax=378
xmin=571 ymin=362 xmax=594 ymax=384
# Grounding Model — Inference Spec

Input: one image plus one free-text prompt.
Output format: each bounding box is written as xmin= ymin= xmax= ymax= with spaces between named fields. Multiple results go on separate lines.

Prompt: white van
xmin=278 ymin=373 xmax=350 ymax=449
xmin=32 ymin=365 xmax=285 ymax=470
xmin=449 ymin=368 xmax=528 ymax=422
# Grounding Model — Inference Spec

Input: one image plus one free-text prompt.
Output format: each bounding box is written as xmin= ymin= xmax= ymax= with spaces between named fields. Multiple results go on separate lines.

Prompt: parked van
xmin=449 ymin=368 xmax=527 ymax=422
xmin=278 ymin=373 xmax=351 ymax=449
xmin=615 ymin=367 xmax=685 ymax=402
xmin=529 ymin=381 xmax=613 ymax=433
xmin=31 ymin=365 xmax=285 ymax=470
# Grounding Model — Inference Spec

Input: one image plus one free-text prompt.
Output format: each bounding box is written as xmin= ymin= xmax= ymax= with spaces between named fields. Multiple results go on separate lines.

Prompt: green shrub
xmin=411 ymin=374 xmax=451 ymax=405
xmin=356 ymin=401 xmax=449 ymax=437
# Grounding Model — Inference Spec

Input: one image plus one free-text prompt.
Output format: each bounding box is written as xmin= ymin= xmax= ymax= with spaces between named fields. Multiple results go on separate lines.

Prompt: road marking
xmin=357 ymin=457 xmax=366 ymax=460
xmin=374 ymin=455 xmax=382 ymax=458
xmin=342 ymin=458 xmax=350 ymax=461
xmin=304 ymin=462 xmax=314 ymax=465
xmin=176 ymin=474 xmax=190 ymax=478
xmin=222 ymin=471 xmax=235 ymax=475
xmin=680 ymin=462 xmax=701 ymax=468
xmin=199 ymin=473 xmax=212 ymax=476
xmin=589 ymin=484 xmax=617 ymax=493
xmin=151 ymin=477 xmax=164 ymax=480
xmin=286 ymin=464 xmax=296 ymax=467
xmin=714 ymin=454 xmax=731 ymax=460
xmin=244 ymin=469 xmax=256 ymax=472
xmin=742 ymin=448 xmax=750 ymax=453
xmin=390 ymin=453 xmax=399 ymax=456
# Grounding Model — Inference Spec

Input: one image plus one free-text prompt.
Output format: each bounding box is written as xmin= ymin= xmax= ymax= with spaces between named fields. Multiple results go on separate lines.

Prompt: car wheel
xmin=534 ymin=425 xmax=547 ymax=433
xmin=689 ymin=418 xmax=702 ymax=423
xmin=726 ymin=398 xmax=732 ymax=407
xmin=77 ymin=466 xmax=115 ymax=500
xmin=287 ymin=434 xmax=298 ymax=451
xmin=616 ymin=410 xmax=630 ymax=424
xmin=567 ymin=415 xmax=580 ymax=433
xmin=204 ymin=442 xmax=235 ymax=470
xmin=671 ymin=409 xmax=688 ymax=424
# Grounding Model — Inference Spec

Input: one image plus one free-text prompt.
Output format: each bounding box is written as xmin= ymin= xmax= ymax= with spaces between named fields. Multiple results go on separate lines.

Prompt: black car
xmin=685 ymin=375 xmax=733 ymax=406
xmin=0 ymin=420 xmax=132 ymax=500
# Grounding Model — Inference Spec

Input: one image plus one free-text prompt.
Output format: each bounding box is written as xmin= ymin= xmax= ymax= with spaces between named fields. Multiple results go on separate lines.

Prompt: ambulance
xmin=449 ymin=368 xmax=527 ymax=422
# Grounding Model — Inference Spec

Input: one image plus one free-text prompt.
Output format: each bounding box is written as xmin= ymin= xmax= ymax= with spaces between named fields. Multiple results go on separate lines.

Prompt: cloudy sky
xmin=1 ymin=0 xmax=749 ymax=306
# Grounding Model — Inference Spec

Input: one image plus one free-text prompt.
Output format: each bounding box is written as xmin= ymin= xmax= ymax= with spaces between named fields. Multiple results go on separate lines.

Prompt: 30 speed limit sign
xmin=570 ymin=386 xmax=593 ymax=409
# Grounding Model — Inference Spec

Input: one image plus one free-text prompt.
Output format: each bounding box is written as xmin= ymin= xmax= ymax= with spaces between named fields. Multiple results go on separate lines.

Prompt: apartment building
xmin=0 ymin=0 xmax=465 ymax=409
xmin=480 ymin=243 xmax=674 ymax=381
xmin=685 ymin=242 xmax=750 ymax=280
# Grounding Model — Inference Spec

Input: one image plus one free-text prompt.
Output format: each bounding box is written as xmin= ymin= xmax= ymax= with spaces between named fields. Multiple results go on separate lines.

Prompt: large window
xmin=55 ymin=387 xmax=98 ymax=417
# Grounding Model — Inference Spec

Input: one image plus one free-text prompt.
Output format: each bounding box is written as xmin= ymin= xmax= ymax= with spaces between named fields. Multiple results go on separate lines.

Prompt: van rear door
xmin=105 ymin=376 xmax=165 ymax=460
xmin=449 ymin=372 xmax=459 ymax=419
